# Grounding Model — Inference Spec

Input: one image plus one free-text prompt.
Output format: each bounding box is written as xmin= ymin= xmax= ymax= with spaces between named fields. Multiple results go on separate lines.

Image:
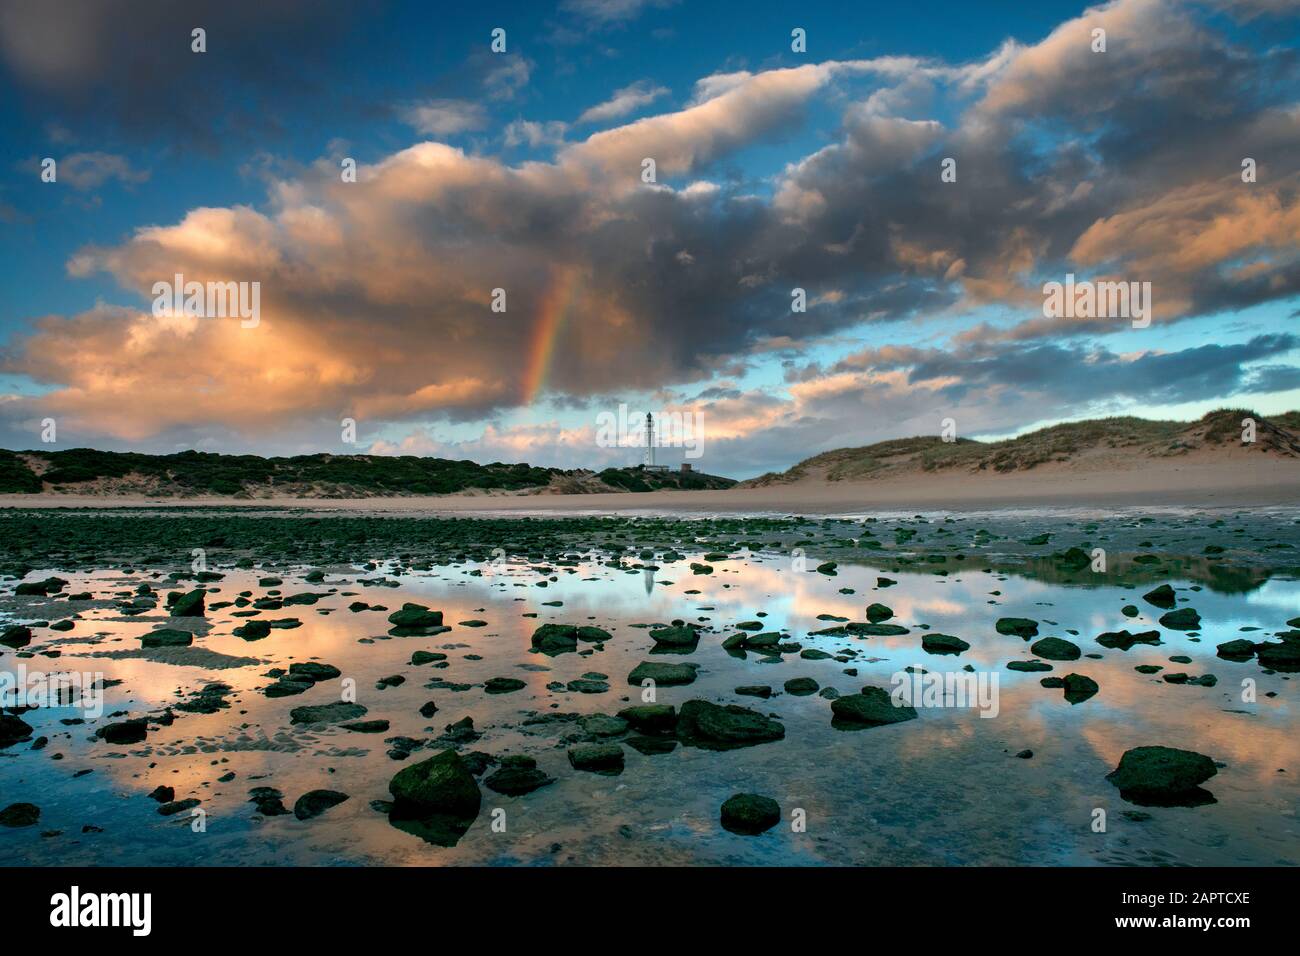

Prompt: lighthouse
xmin=645 ymin=412 xmax=655 ymax=467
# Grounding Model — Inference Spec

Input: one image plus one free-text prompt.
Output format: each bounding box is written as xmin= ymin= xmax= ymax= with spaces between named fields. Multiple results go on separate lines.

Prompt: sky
xmin=0 ymin=0 xmax=1298 ymax=479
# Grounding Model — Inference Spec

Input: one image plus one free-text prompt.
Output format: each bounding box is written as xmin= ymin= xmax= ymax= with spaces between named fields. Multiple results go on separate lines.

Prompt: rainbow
xmin=520 ymin=267 xmax=581 ymax=405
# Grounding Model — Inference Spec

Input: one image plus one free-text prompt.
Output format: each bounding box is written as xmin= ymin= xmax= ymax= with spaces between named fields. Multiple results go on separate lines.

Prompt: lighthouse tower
xmin=644 ymin=412 xmax=655 ymax=467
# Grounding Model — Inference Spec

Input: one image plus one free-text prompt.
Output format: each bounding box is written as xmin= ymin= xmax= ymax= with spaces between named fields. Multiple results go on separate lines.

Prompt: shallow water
xmin=1 ymin=511 xmax=1297 ymax=866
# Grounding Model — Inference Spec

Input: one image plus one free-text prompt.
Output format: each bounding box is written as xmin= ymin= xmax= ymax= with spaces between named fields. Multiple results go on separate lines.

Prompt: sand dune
xmin=4 ymin=455 xmax=1295 ymax=513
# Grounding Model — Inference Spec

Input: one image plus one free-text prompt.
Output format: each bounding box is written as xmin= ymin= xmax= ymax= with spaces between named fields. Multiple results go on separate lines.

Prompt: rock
xmin=388 ymin=750 xmax=482 ymax=820
xmin=96 ymin=719 xmax=148 ymax=745
xmin=648 ymin=625 xmax=698 ymax=647
xmin=233 ymin=621 xmax=273 ymax=640
xmin=294 ymin=789 xmax=350 ymax=821
xmin=411 ymin=651 xmax=446 ymax=665
xmin=627 ymin=661 xmax=698 ymax=686
xmin=158 ymin=798 xmax=200 ymax=816
xmin=530 ymin=624 xmax=578 ymax=654
xmin=1159 ymin=607 xmax=1201 ymax=631
xmin=783 ymin=677 xmax=820 ymax=696
xmin=1015 ymin=749 xmax=1033 ymax=759
xmin=866 ymin=603 xmax=893 ymax=623
xmin=387 ymin=603 xmax=444 ymax=633
xmin=675 ymin=699 xmax=785 ymax=748
xmin=485 ymin=757 xmax=555 ymax=796
xmin=0 ymin=714 xmax=35 ymax=748
xmin=1142 ymin=584 xmax=1177 ymax=608
xmin=1 ymin=625 xmax=33 ymax=648
xmin=616 ymin=704 xmax=677 ymax=734
xmin=341 ymin=719 xmax=390 ymax=733
xmin=568 ymin=743 xmax=624 ymax=774
xmin=734 ymin=685 xmax=772 ymax=698
xmin=922 ymin=633 xmax=970 ymax=655
xmin=580 ymin=714 xmax=628 ymax=737
xmin=720 ymin=793 xmax=780 ymax=835
xmin=419 ymin=701 xmax=439 ymax=718
xmin=1106 ymin=746 xmax=1218 ymax=805
xmin=831 ymin=687 xmax=918 ymax=727
xmin=0 ymin=802 xmax=39 ymax=827
xmin=995 ymin=617 xmax=1038 ymax=638
xmin=170 ymin=589 xmax=206 ymax=617
xmin=484 ymin=677 xmax=526 ymax=694
xmin=566 ymin=678 xmax=609 ymax=694
xmin=289 ymin=702 xmax=367 ymax=725
xmin=577 ymin=626 xmax=612 ymax=642
xmin=141 ymin=628 xmax=192 ymax=648
xmin=1007 ymin=660 xmax=1053 ymax=672
xmin=1096 ymin=629 xmax=1161 ymax=651
xmin=816 ymin=561 xmax=837 ymax=575
xmin=1041 ymin=673 xmax=1098 ymax=704
xmin=288 ymin=662 xmax=341 ymax=682
xmin=1029 ymin=637 xmax=1081 ymax=661
xmin=1215 ymin=639 xmax=1256 ymax=661
xmin=149 ymin=785 xmax=175 ymax=803
xmin=264 ymin=679 xmax=313 ymax=698
xmin=1256 ymin=641 xmax=1300 ymax=671
xmin=248 ymin=787 xmax=290 ymax=816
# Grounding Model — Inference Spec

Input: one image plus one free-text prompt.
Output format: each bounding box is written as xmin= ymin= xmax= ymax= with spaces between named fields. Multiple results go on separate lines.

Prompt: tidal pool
xmin=0 ymin=509 xmax=1296 ymax=866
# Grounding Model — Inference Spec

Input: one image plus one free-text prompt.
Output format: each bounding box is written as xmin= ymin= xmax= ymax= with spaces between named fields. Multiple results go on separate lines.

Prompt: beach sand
xmin=2 ymin=456 xmax=1296 ymax=513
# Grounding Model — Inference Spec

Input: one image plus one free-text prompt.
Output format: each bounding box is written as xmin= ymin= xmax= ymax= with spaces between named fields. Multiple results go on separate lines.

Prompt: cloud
xmin=0 ymin=0 xmax=351 ymax=150
xmin=2 ymin=0 xmax=1297 ymax=461
xmin=50 ymin=152 xmax=150 ymax=191
xmin=578 ymin=80 xmax=670 ymax=124
xmin=559 ymin=0 xmax=680 ymax=27
xmin=401 ymin=100 xmax=487 ymax=136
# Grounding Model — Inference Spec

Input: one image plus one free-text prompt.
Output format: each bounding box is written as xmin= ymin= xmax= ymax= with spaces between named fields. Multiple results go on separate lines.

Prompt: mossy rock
xmin=1029 ymin=636 xmax=1080 ymax=661
xmin=922 ymin=633 xmax=969 ymax=655
xmin=720 ymin=793 xmax=780 ymax=835
xmin=831 ymin=687 xmax=918 ymax=727
xmin=995 ymin=617 xmax=1038 ymax=638
xmin=1105 ymin=746 xmax=1217 ymax=806
xmin=388 ymin=749 xmax=482 ymax=819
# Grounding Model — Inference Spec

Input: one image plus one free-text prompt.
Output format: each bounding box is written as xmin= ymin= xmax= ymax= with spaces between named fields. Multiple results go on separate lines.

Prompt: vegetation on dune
xmin=746 ymin=409 xmax=1300 ymax=485
xmin=0 ymin=449 xmax=734 ymax=497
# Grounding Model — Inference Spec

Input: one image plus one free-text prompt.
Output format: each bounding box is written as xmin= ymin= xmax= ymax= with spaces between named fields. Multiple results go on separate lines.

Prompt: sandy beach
xmin=3 ymin=457 xmax=1296 ymax=513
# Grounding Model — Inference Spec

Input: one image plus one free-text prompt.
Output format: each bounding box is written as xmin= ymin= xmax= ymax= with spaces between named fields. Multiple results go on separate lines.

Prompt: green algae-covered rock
xmin=720 ymin=793 xmax=780 ymax=835
xmin=1030 ymin=637 xmax=1081 ymax=661
xmin=866 ymin=603 xmax=893 ymax=623
xmin=1142 ymin=584 xmax=1177 ymax=609
xmin=649 ymin=625 xmax=697 ymax=647
xmin=995 ymin=617 xmax=1038 ymax=638
xmin=616 ymin=704 xmax=677 ymax=734
xmin=1106 ymin=746 xmax=1217 ymax=804
xmin=170 ymin=589 xmax=206 ymax=617
xmin=831 ymin=686 xmax=918 ymax=727
xmin=1096 ymin=629 xmax=1161 ymax=651
xmin=676 ymin=699 xmax=785 ymax=748
xmin=289 ymin=702 xmax=367 ymax=725
xmin=627 ymin=661 xmax=698 ymax=686
xmin=530 ymin=623 xmax=578 ymax=653
xmin=389 ymin=749 xmax=482 ymax=818
xmin=568 ymin=743 xmax=624 ymax=774
xmin=293 ymin=789 xmax=349 ymax=821
xmin=922 ymin=633 xmax=969 ymax=655
xmin=387 ymin=603 xmax=444 ymax=629
xmin=141 ymin=627 xmax=192 ymax=648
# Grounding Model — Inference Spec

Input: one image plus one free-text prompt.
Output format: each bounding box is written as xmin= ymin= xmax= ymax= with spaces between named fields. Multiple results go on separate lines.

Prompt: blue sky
xmin=1 ymin=0 xmax=1297 ymax=477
